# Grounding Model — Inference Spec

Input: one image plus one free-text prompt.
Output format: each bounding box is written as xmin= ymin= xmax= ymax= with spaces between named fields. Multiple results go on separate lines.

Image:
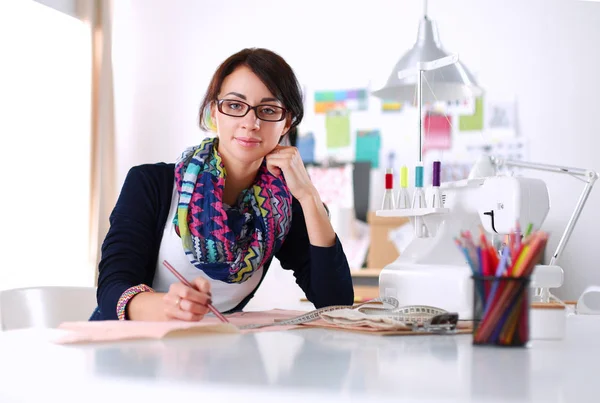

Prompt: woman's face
xmin=211 ymin=65 xmax=290 ymax=166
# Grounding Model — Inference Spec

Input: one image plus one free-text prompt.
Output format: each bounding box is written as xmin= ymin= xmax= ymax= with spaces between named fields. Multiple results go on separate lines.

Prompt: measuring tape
xmin=239 ymin=297 xmax=454 ymax=331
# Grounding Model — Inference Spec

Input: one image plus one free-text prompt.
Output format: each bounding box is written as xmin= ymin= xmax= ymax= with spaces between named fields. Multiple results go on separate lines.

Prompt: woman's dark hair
xmin=199 ymin=48 xmax=304 ymax=134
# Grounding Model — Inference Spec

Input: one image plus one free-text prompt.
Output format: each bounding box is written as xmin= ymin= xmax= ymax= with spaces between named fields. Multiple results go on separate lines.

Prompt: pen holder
xmin=472 ymin=275 xmax=531 ymax=347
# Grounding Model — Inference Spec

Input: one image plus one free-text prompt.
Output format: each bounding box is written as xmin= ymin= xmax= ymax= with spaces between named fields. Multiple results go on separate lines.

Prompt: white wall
xmin=112 ymin=0 xmax=600 ymax=300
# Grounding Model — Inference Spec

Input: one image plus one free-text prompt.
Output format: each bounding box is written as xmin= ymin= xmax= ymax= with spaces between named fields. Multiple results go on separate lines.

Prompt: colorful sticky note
xmin=355 ymin=129 xmax=381 ymax=168
xmin=382 ymin=100 xmax=403 ymax=112
xmin=297 ymin=132 xmax=315 ymax=163
xmin=326 ymin=113 xmax=351 ymax=149
xmin=459 ymin=97 xmax=484 ymax=131
xmin=306 ymin=165 xmax=353 ymax=208
xmin=314 ymin=88 xmax=368 ymax=114
xmin=424 ymin=113 xmax=452 ymax=153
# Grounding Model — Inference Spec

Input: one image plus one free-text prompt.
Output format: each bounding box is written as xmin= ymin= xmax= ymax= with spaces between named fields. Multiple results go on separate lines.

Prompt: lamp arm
xmin=492 ymin=158 xmax=591 ymax=177
xmin=550 ymin=176 xmax=597 ymax=265
xmin=492 ymin=156 xmax=599 ymax=266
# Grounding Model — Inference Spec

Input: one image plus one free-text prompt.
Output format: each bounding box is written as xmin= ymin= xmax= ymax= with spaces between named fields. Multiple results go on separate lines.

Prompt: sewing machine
xmin=376 ymin=173 xmax=556 ymax=320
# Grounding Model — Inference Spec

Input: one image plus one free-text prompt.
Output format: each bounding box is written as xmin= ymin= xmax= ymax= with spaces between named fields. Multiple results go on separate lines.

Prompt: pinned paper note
xmin=297 ymin=132 xmax=315 ymax=163
xmin=355 ymin=129 xmax=381 ymax=168
xmin=487 ymin=100 xmax=515 ymax=130
xmin=459 ymin=97 xmax=484 ymax=131
xmin=314 ymin=88 xmax=368 ymax=114
xmin=326 ymin=113 xmax=351 ymax=149
xmin=306 ymin=164 xmax=353 ymax=208
xmin=424 ymin=113 xmax=451 ymax=154
xmin=484 ymin=98 xmax=517 ymax=137
xmin=381 ymin=100 xmax=403 ymax=112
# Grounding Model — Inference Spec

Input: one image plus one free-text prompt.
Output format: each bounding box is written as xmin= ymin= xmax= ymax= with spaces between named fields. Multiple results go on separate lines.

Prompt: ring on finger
xmin=174 ymin=297 xmax=182 ymax=309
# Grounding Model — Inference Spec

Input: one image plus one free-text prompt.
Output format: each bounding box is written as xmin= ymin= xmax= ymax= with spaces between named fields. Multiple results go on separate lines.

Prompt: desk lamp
xmin=371 ymin=0 xmax=483 ymax=164
xmin=371 ymin=0 xmax=482 ymax=102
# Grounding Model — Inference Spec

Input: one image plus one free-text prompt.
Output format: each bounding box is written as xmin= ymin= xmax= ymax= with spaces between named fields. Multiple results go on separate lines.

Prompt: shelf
xmin=350 ymin=268 xmax=382 ymax=278
xmin=376 ymin=207 xmax=450 ymax=218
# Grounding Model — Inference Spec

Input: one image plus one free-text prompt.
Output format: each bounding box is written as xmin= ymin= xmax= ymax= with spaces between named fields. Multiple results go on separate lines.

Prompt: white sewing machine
xmin=376 ymin=171 xmax=557 ymax=320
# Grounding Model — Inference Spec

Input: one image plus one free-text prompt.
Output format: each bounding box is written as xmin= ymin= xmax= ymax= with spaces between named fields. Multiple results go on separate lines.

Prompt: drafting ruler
xmin=239 ymin=297 xmax=458 ymax=333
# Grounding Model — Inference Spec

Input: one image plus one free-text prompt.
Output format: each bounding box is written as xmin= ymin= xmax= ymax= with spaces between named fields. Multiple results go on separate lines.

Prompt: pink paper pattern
xmin=55 ymin=310 xmax=308 ymax=344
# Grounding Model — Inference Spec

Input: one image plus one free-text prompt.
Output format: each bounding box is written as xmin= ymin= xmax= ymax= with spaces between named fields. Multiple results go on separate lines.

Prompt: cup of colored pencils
xmin=455 ymin=226 xmax=548 ymax=346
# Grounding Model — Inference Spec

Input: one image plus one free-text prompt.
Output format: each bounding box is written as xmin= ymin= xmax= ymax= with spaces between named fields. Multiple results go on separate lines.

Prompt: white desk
xmin=0 ymin=315 xmax=598 ymax=403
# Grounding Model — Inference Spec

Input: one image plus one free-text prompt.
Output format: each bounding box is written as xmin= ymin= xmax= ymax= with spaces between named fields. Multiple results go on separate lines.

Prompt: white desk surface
xmin=0 ymin=315 xmax=598 ymax=403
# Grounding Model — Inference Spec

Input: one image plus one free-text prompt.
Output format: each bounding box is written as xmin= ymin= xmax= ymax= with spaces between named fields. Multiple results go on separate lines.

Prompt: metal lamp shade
xmin=372 ymin=17 xmax=483 ymax=103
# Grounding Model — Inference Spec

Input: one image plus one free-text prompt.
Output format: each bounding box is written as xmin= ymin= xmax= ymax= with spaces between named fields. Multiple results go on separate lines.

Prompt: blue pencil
xmin=495 ymin=246 xmax=511 ymax=277
xmin=455 ymin=241 xmax=473 ymax=272
xmin=455 ymin=238 xmax=484 ymax=303
xmin=477 ymin=246 xmax=483 ymax=277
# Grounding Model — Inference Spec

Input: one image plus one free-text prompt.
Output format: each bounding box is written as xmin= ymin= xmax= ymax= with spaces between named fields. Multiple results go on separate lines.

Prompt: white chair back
xmin=0 ymin=286 xmax=97 ymax=330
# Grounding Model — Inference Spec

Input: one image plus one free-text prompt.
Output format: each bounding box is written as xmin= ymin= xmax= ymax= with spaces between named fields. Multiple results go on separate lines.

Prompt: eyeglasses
xmin=216 ymin=99 xmax=287 ymax=122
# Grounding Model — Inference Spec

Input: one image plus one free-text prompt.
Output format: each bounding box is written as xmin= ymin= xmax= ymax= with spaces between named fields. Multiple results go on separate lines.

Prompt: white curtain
xmin=78 ymin=0 xmax=117 ymax=283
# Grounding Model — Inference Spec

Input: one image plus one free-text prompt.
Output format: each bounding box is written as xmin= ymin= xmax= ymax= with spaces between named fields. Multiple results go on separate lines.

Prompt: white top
xmin=152 ymin=184 xmax=263 ymax=312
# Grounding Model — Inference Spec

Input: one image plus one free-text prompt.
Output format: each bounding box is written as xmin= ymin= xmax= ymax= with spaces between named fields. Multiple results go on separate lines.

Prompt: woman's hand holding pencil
xmin=162 ymin=260 xmax=229 ymax=323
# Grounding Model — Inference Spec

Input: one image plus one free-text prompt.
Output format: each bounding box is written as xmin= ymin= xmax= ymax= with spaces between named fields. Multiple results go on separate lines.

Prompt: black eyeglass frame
xmin=215 ymin=99 xmax=288 ymax=122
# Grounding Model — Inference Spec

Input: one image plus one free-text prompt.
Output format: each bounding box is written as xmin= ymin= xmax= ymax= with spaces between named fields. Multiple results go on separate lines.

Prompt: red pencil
xmin=162 ymin=260 xmax=229 ymax=323
xmin=478 ymin=230 xmax=498 ymax=276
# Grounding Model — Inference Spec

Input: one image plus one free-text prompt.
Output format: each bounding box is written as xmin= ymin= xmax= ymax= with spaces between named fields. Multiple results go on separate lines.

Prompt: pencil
xmin=162 ymin=260 xmax=229 ymax=323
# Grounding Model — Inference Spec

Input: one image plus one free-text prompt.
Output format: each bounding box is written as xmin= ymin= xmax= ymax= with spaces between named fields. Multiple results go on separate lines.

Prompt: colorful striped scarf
xmin=173 ymin=137 xmax=292 ymax=284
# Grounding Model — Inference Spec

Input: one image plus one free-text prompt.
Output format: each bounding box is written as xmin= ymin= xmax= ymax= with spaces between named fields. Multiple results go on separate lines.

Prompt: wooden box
xmin=367 ymin=211 xmax=409 ymax=269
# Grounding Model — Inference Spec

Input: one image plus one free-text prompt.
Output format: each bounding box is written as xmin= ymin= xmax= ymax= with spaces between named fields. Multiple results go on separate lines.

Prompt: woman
xmin=90 ymin=48 xmax=354 ymax=321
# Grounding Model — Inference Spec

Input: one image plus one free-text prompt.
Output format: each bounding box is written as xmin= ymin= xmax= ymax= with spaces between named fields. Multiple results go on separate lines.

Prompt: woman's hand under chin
xmin=265 ymin=145 xmax=336 ymax=247
xmin=265 ymin=146 xmax=317 ymax=203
